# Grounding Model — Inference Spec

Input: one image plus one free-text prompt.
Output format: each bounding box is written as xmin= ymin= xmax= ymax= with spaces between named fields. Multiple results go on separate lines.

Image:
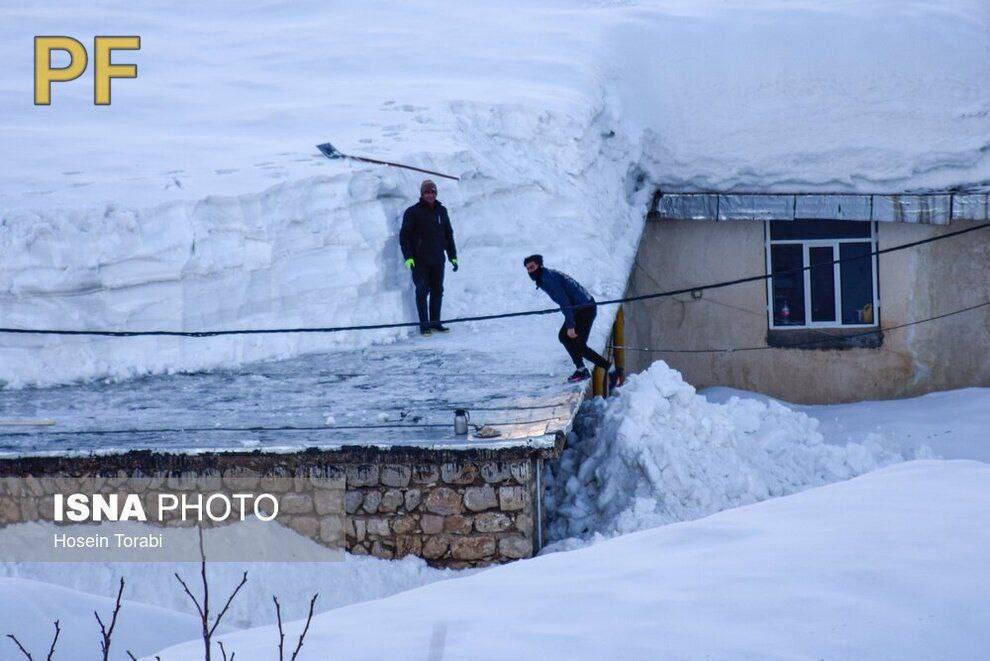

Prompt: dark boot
xmin=566 ymin=368 xmax=591 ymax=383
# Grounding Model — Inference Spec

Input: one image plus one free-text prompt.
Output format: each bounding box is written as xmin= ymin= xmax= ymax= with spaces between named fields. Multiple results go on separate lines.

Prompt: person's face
xmin=525 ymin=261 xmax=539 ymax=275
xmin=422 ymin=188 xmax=437 ymax=203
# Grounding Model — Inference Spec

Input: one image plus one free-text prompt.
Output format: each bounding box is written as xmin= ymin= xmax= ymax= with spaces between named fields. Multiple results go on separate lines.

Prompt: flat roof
xmin=0 ymin=327 xmax=587 ymax=459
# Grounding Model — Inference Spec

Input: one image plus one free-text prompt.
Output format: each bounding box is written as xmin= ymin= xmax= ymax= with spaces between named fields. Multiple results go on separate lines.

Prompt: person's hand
xmin=404 ymin=258 xmax=415 ymax=269
xmin=566 ymin=328 xmax=577 ymax=339
xmin=451 ymin=258 xmax=459 ymax=272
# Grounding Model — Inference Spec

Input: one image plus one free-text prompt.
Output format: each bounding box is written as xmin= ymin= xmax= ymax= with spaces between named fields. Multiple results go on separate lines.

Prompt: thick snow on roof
xmin=1 ymin=0 xmax=987 ymax=389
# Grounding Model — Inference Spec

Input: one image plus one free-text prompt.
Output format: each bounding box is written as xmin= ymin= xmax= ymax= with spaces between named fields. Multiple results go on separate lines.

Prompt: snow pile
xmin=2 ymin=0 xmax=989 ymax=387
xmin=546 ymin=361 xmax=902 ymax=543
xmin=153 ymin=461 xmax=990 ymax=660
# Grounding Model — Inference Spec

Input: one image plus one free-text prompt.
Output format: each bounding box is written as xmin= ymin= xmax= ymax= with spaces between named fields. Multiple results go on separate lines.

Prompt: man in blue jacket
xmin=400 ymin=180 xmax=458 ymax=335
xmin=524 ymin=254 xmax=610 ymax=383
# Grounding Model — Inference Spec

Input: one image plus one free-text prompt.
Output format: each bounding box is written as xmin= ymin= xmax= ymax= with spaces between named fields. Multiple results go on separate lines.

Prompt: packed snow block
xmin=0 ymin=442 xmax=559 ymax=568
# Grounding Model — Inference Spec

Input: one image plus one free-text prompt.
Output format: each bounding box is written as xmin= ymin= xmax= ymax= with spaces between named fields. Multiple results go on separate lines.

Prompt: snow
xmin=544 ymin=361 xmax=905 ymax=545
xmin=703 ymin=385 xmax=990 ymax=463
xmin=0 ymin=577 xmax=207 ymax=660
xmin=154 ymin=460 xmax=990 ymax=660
xmin=0 ymin=331 xmax=581 ymax=456
xmin=1 ymin=553 xmax=457 ymax=632
xmin=2 ymin=0 xmax=988 ymax=387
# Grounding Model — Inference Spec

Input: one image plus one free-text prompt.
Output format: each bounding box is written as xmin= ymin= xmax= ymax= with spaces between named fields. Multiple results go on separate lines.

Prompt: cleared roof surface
xmin=0 ymin=324 xmax=587 ymax=458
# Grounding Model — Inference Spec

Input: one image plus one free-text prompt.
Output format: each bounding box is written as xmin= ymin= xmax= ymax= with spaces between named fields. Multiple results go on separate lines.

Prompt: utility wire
xmin=0 ymin=222 xmax=986 ymax=338
xmin=614 ymin=300 xmax=990 ymax=354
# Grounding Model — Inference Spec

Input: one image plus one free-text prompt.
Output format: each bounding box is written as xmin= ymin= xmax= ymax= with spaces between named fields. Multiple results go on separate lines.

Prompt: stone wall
xmin=0 ymin=444 xmax=556 ymax=568
xmin=343 ymin=460 xmax=536 ymax=567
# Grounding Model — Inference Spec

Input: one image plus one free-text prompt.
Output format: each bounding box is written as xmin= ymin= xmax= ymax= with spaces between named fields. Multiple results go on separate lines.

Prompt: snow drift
xmin=545 ymin=361 xmax=903 ymax=544
xmin=2 ymin=0 xmax=989 ymax=387
xmin=154 ymin=461 xmax=990 ymax=660
xmin=0 ymin=577 xmax=206 ymax=660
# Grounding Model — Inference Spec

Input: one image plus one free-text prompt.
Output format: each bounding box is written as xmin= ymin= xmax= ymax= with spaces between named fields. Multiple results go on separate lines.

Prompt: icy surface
xmin=2 ymin=0 xmax=989 ymax=387
xmin=544 ymin=361 xmax=903 ymax=545
xmin=155 ymin=461 xmax=990 ymax=660
xmin=0 ymin=321 xmax=583 ymax=456
xmin=703 ymin=385 xmax=990 ymax=463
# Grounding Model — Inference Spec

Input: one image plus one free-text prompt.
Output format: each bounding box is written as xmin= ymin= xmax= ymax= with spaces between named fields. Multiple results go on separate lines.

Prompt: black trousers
xmin=412 ymin=262 xmax=444 ymax=329
xmin=558 ymin=307 xmax=609 ymax=370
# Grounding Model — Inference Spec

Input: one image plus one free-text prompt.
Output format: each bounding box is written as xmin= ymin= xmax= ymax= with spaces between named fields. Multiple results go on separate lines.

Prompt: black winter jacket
xmin=400 ymin=200 xmax=457 ymax=267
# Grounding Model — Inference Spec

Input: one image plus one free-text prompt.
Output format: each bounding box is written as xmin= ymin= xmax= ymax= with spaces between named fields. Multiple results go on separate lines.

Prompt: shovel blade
xmin=316 ymin=142 xmax=343 ymax=159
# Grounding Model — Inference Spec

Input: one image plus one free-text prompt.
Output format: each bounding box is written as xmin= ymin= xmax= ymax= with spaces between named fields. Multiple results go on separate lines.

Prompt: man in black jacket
xmin=400 ymin=180 xmax=458 ymax=335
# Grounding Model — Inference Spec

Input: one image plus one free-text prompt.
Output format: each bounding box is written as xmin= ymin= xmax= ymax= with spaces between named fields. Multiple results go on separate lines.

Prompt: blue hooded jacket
xmin=535 ymin=268 xmax=595 ymax=328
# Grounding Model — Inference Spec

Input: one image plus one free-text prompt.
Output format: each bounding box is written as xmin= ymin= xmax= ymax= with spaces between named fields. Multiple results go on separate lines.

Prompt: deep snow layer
xmin=2 ymin=0 xmax=989 ymax=386
xmin=155 ymin=461 xmax=990 ymax=660
xmin=0 ymin=577 xmax=207 ymax=660
xmin=544 ymin=361 xmax=904 ymax=544
xmin=1 ymin=553 xmax=458 ymax=632
xmin=704 ymin=385 xmax=990 ymax=463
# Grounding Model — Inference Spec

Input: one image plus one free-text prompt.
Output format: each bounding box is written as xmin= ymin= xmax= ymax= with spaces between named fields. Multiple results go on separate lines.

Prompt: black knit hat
xmin=523 ymin=254 xmax=543 ymax=267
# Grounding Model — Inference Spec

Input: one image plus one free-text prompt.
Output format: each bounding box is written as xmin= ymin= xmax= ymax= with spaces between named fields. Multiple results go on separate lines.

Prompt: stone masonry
xmin=0 ymin=440 xmax=561 ymax=569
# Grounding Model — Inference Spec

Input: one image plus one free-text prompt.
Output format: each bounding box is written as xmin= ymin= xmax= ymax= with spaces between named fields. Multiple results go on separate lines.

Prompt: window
xmin=766 ymin=220 xmax=878 ymax=329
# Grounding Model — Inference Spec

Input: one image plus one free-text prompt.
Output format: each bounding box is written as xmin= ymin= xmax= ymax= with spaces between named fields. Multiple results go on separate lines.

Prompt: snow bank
xmin=1 ymin=553 xmax=458 ymax=631
xmin=0 ymin=577 xmax=205 ymax=660
xmin=545 ymin=361 xmax=902 ymax=544
xmin=3 ymin=0 xmax=989 ymax=387
xmin=704 ymin=385 xmax=990 ymax=463
xmin=153 ymin=461 xmax=990 ymax=660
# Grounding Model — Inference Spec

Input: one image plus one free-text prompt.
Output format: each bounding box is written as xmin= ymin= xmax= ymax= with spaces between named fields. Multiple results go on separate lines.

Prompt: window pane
xmin=840 ymin=242 xmax=875 ymax=324
xmin=770 ymin=244 xmax=805 ymax=326
xmin=809 ymin=246 xmax=836 ymax=322
xmin=770 ymin=219 xmax=872 ymax=240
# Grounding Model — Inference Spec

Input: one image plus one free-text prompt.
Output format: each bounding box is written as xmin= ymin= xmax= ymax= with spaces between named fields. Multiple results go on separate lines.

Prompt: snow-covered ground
xmin=2 ymin=0 xmax=988 ymax=386
xmin=5 ymin=362 xmax=989 ymax=658
xmin=1 ymin=553 xmax=457 ymax=633
xmin=0 ymin=577 xmax=208 ymax=660
xmin=3 ymin=1 xmax=989 ymax=657
xmin=154 ymin=460 xmax=990 ymax=660
xmin=703 ymin=385 xmax=990 ymax=463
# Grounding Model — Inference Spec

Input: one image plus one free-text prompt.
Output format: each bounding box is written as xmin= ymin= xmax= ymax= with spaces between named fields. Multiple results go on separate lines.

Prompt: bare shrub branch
xmin=95 ymin=577 xmax=125 ymax=661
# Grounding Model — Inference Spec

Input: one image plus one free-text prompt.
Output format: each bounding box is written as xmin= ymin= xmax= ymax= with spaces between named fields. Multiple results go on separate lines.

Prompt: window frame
xmin=765 ymin=221 xmax=880 ymax=330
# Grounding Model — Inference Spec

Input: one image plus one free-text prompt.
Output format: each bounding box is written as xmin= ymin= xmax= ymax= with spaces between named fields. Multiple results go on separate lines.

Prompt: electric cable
xmin=0 ymin=221 xmax=986 ymax=337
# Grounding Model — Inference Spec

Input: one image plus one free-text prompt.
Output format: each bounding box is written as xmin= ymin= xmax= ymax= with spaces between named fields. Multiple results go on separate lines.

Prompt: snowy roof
xmin=0 ymin=336 xmax=584 ymax=459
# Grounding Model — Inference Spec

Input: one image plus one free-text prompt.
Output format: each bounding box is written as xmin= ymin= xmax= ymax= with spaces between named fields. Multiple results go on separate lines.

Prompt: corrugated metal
xmin=952 ymin=193 xmax=990 ymax=221
xmin=718 ymin=194 xmax=794 ymax=221
xmin=794 ymin=194 xmax=871 ymax=221
xmin=654 ymin=192 xmax=987 ymax=224
xmin=872 ymin=195 xmax=951 ymax=225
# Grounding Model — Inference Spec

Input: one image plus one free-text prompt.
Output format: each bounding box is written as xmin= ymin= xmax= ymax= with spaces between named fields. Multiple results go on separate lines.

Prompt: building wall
xmin=625 ymin=218 xmax=990 ymax=403
xmin=0 ymin=449 xmax=545 ymax=569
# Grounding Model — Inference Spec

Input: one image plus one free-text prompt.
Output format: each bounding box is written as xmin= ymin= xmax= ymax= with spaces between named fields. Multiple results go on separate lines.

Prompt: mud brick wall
xmin=344 ymin=459 xmax=537 ymax=568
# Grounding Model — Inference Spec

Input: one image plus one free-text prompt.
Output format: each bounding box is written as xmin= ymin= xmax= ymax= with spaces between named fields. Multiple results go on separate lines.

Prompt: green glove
xmin=404 ymin=258 xmax=415 ymax=269
xmin=451 ymin=258 xmax=459 ymax=272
